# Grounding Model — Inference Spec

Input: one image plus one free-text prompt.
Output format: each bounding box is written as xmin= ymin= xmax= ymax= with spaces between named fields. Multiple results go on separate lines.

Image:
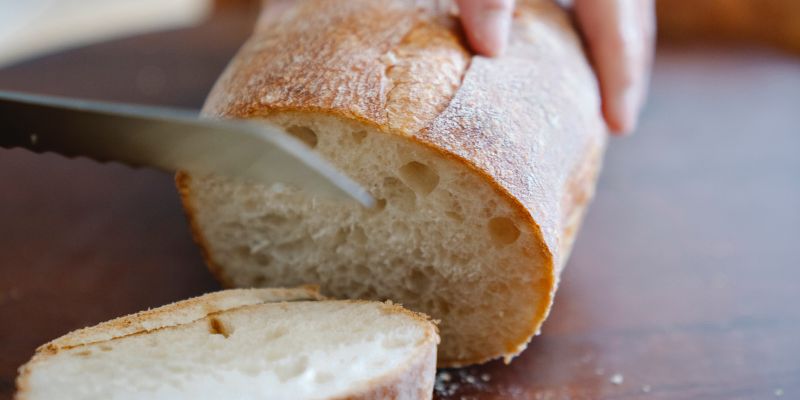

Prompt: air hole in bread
xmin=260 ymin=214 xmax=288 ymax=226
xmin=371 ymin=198 xmax=387 ymax=212
xmin=488 ymin=217 xmax=520 ymax=245
xmin=360 ymin=286 xmax=378 ymax=299
xmin=333 ymin=228 xmax=349 ymax=248
xmin=349 ymin=225 xmax=367 ymax=244
xmin=254 ymin=251 xmax=272 ymax=266
xmin=208 ymin=317 xmax=232 ymax=338
xmin=399 ymin=161 xmax=439 ymax=195
xmin=438 ymin=300 xmax=451 ymax=314
xmin=351 ymin=130 xmax=367 ymax=144
xmin=275 ymin=355 xmax=309 ymax=382
xmin=264 ymin=326 xmax=288 ymax=341
xmin=445 ymin=210 xmax=464 ymax=221
xmin=406 ymin=268 xmax=433 ymax=294
xmin=277 ymin=239 xmax=304 ymax=252
xmin=444 ymin=191 xmax=465 ymax=219
xmin=251 ymin=274 xmax=268 ymax=287
xmin=353 ymin=264 xmax=370 ymax=276
xmin=382 ymin=177 xmax=416 ymax=211
xmin=286 ymin=126 xmax=318 ymax=148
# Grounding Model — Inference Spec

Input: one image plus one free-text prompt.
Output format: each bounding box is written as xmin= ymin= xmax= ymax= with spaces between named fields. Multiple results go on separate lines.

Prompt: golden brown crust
xmin=191 ymin=0 xmax=606 ymax=366
xmin=42 ymin=287 xmax=324 ymax=352
xmin=14 ymin=370 xmax=31 ymax=400
xmin=176 ymin=171 xmax=237 ymax=288
xmin=558 ymin=140 xmax=605 ymax=268
xmin=203 ymin=0 xmax=471 ymax=133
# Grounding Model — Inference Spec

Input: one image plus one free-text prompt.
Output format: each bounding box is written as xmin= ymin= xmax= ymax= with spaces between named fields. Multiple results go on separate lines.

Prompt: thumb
xmin=455 ymin=0 xmax=515 ymax=57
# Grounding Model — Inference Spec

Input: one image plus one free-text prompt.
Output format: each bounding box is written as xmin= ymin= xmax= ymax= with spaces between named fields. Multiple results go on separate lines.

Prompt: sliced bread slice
xmin=16 ymin=287 xmax=439 ymax=400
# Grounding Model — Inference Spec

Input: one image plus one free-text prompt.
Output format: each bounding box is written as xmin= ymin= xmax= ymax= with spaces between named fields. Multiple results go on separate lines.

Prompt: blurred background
xmin=2 ymin=0 xmax=799 ymax=68
xmin=0 ymin=0 xmax=212 ymax=67
xmin=658 ymin=0 xmax=800 ymax=54
xmin=0 ymin=1 xmax=798 ymax=399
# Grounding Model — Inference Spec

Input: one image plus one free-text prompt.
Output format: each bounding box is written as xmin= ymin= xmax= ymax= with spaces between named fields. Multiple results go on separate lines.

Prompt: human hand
xmin=455 ymin=0 xmax=655 ymax=134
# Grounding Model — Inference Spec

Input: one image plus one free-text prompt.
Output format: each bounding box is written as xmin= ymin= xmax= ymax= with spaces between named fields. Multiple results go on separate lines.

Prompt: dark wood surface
xmin=1 ymin=9 xmax=799 ymax=400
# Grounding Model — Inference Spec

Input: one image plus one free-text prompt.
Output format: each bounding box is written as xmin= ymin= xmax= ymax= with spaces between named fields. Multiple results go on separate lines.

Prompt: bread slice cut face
xmin=16 ymin=288 xmax=439 ymax=400
xmin=178 ymin=113 xmax=554 ymax=367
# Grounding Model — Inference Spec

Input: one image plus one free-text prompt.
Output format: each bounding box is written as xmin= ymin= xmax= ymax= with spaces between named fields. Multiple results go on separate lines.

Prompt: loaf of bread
xmin=178 ymin=0 xmax=606 ymax=366
xmin=16 ymin=287 xmax=439 ymax=400
xmin=657 ymin=0 xmax=800 ymax=53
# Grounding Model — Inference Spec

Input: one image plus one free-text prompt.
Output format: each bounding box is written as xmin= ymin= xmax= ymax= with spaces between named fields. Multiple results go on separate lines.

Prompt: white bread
xmin=16 ymin=287 xmax=439 ymax=400
xmin=178 ymin=0 xmax=606 ymax=366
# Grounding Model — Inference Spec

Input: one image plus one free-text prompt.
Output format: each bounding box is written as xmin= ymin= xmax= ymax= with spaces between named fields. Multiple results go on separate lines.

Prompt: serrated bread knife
xmin=0 ymin=91 xmax=373 ymax=207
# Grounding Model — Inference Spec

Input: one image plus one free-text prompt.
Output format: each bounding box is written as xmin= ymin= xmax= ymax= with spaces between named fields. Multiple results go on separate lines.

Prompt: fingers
xmin=455 ymin=0 xmax=515 ymax=57
xmin=455 ymin=0 xmax=655 ymax=133
xmin=575 ymin=0 xmax=655 ymax=134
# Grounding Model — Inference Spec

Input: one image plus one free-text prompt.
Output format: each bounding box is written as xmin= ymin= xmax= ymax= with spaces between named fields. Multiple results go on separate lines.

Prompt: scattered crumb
xmin=642 ymin=385 xmax=652 ymax=393
xmin=434 ymin=373 xmax=459 ymax=397
xmin=610 ymin=373 xmax=624 ymax=385
xmin=775 ymin=388 xmax=784 ymax=397
xmin=434 ymin=381 xmax=460 ymax=397
xmin=434 ymin=371 xmax=460 ymax=397
xmin=594 ymin=367 xmax=605 ymax=376
xmin=434 ymin=369 xmax=491 ymax=398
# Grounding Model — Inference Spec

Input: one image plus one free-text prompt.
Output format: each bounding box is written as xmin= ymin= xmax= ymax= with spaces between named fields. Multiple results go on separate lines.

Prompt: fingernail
xmin=477 ymin=10 xmax=511 ymax=56
xmin=616 ymin=87 xmax=639 ymax=135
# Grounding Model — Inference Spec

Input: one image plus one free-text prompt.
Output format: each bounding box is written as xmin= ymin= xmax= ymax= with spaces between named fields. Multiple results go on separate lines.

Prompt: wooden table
xmin=1 ymin=9 xmax=798 ymax=400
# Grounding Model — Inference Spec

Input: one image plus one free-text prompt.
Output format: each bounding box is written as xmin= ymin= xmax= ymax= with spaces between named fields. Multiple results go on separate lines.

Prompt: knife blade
xmin=0 ymin=91 xmax=373 ymax=207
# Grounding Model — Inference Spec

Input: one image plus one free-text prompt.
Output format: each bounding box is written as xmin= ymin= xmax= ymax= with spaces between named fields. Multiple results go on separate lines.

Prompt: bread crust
xmin=43 ymin=286 xmax=324 ymax=351
xmin=182 ymin=0 xmax=606 ymax=366
xmin=16 ymin=289 xmax=439 ymax=400
xmin=176 ymin=171 xmax=237 ymax=288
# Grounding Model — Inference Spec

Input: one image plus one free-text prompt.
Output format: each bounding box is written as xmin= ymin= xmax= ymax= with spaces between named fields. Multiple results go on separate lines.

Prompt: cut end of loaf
xmin=16 ymin=289 xmax=438 ymax=400
xmin=179 ymin=113 xmax=555 ymax=366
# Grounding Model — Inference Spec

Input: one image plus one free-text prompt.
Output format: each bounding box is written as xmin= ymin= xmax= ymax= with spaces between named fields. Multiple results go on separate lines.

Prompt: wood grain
xmin=0 ymin=7 xmax=798 ymax=399
xmin=657 ymin=0 xmax=800 ymax=54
